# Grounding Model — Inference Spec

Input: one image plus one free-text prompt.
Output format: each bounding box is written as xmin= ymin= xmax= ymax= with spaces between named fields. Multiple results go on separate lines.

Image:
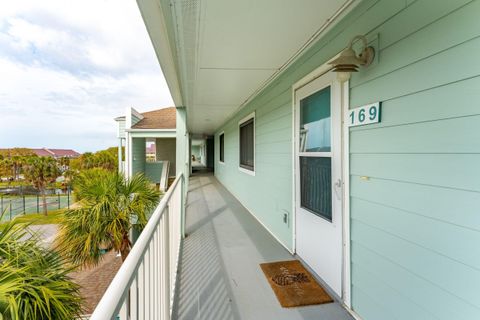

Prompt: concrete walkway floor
xmin=172 ymin=173 xmax=353 ymax=320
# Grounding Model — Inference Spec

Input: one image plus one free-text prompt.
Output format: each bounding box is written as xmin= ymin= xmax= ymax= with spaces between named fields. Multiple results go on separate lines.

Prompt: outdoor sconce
xmin=329 ymin=35 xmax=375 ymax=82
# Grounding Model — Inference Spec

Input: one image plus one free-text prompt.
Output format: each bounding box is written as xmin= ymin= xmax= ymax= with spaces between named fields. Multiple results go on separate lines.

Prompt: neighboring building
xmin=32 ymin=148 xmax=81 ymax=159
xmin=146 ymin=143 xmax=156 ymax=161
xmin=93 ymin=1 xmax=480 ymax=320
xmin=115 ymin=107 xmax=176 ymax=191
xmin=0 ymin=148 xmax=80 ymax=159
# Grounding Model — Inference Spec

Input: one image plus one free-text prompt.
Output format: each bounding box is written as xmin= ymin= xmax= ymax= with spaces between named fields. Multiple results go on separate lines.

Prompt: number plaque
xmin=348 ymin=102 xmax=381 ymax=127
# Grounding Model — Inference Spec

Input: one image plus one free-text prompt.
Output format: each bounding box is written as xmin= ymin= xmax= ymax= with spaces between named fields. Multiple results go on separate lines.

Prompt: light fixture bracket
xmin=329 ymin=35 xmax=375 ymax=74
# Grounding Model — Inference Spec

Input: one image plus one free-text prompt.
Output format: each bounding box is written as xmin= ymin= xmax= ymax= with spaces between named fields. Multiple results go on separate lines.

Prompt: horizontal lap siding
xmin=348 ymin=0 xmax=480 ymax=319
xmin=132 ymin=138 xmax=146 ymax=176
xmin=214 ymin=0 xmax=409 ymax=251
xmin=215 ymin=0 xmax=480 ymax=318
xmin=215 ymin=99 xmax=293 ymax=248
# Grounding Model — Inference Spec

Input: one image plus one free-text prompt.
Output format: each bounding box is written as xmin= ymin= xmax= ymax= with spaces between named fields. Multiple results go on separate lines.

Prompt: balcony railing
xmin=90 ymin=173 xmax=184 ymax=320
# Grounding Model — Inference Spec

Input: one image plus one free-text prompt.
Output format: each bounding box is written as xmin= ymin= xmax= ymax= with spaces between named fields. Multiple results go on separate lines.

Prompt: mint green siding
xmin=132 ymin=138 xmax=146 ymax=176
xmin=347 ymin=1 xmax=480 ymax=318
xmin=191 ymin=146 xmax=200 ymax=159
xmin=132 ymin=114 xmax=142 ymax=126
xmin=214 ymin=0 xmax=480 ymax=319
xmin=145 ymin=162 xmax=163 ymax=183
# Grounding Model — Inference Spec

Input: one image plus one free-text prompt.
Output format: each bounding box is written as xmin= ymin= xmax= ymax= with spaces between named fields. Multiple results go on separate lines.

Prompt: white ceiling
xmin=172 ymin=0 xmax=352 ymax=134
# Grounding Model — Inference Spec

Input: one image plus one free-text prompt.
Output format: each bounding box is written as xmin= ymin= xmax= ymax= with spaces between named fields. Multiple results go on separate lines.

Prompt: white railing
xmin=90 ymin=173 xmax=184 ymax=320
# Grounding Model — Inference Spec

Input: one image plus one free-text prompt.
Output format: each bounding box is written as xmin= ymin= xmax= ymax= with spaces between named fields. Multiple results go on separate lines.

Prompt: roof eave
xmin=126 ymin=128 xmax=176 ymax=132
xmin=136 ymin=0 xmax=183 ymax=107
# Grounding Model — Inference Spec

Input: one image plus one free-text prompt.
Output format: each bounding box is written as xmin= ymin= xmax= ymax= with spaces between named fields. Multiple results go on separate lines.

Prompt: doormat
xmin=260 ymin=260 xmax=333 ymax=308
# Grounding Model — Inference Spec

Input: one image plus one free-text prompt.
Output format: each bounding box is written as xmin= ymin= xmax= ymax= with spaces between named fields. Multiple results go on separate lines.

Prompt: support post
xmin=37 ymin=195 xmax=39 ymax=213
xmin=23 ymin=195 xmax=25 ymax=215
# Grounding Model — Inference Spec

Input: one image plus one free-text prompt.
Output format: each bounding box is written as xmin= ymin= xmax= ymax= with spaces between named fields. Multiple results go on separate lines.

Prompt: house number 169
xmin=348 ymin=102 xmax=381 ymax=127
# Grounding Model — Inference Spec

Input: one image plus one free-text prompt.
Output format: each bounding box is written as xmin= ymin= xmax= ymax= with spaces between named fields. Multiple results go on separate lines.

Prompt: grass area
xmin=1 ymin=209 xmax=65 ymax=227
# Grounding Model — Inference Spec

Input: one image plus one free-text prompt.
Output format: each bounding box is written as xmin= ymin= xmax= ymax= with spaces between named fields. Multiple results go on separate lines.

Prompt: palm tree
xmin=56 ymin=170 xmax=160 ymax=266
xmin=23 ymin=157 xmax=60 ymax=216
xmin=0 ymin=215 xmax=83 ymax=319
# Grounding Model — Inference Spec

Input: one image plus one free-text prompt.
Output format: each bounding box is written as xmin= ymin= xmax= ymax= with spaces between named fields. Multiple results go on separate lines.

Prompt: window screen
xmin=219 ymin=133 xmax=225 ymax=162
xmin=239 ymin=118 xmax=254 ymax=171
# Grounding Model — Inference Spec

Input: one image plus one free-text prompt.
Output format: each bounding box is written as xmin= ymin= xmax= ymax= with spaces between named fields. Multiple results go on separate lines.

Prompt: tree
xmin=69 ymin=147 xmax=120 ymax=173
xmin=92 ymin=150 xmax=116 ymax=170
xmin=0 ymin=158 xmax=13 ymax=181
xmin=23 ymin=157 xmax=60 ymax=216
xmin=57 ymin=156 xmax=70 ymax=171
xmin=10 ymin=156 xmax=22 ymax=181
xmin=0 ymin=149 xmax=35 ymax=181
xmin=56 ymin=170 xmax=160 ymax=266
xmin=0 ymin=216 xmax=83 ymax=319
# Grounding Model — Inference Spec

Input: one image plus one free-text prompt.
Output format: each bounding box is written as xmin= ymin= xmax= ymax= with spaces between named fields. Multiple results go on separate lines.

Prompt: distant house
xmin=146 ymin=143 xmax=156 ymax=161
xmin=0 ymin=148 xmax=80 ymax=159
xmin=31 ymin=148 xmax=81 ymax=159
xmin=115 ymin=107 xmax=176 ymax=192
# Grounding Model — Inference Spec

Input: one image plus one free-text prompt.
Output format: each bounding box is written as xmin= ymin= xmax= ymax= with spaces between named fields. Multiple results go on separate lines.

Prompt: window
xmin=219 ymin=133 xmax=225 ymax=163
xmin=239 ymin=114 xmax=255 ymax=172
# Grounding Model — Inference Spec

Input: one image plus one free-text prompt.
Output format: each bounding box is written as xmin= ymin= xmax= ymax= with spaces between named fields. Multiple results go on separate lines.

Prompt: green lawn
xmin=1 ymin=209 xmax=65 ymax=227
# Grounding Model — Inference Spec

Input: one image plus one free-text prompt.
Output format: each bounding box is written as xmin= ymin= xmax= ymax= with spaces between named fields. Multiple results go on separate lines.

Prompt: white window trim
xmin=238 ymin=112 xmax=255 ymax=176
xmin=219 ymin=131 xmax=225 ymax=164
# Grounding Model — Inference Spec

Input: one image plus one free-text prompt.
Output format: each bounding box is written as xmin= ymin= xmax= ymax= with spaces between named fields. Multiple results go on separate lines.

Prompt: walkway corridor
xmin=172 ymin=173 xmax=353 ymax=320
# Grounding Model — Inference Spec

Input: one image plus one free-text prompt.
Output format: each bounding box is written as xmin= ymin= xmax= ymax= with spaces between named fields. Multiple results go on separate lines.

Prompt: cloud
xmin=0 ymin=0 xmax=173 ymax=152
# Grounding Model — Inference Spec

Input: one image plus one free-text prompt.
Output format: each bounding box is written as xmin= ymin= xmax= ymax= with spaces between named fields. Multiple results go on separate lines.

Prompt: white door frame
xmin=291 ymin=60 xmax=352 ymax=307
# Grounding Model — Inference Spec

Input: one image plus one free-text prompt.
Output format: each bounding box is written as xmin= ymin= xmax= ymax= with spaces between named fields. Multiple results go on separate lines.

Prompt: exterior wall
xmin=214 ymin=0 xmax=480 ymax=319
xmin=132 ymin=114 xmax=142 ymax=126
xmin=117 ymin=120 xmax=126 ymax=138
xmin=145 ymin=161 xmax=164 ymax=183
xmin=176 ymin=107 xmax=189 ymax=188
xmin=155 ymin=138 xmax=176 ymax=175
xmin=191 ymin=145 xmax=200 ymax=160
xmin=131 ymin=138 xmax=146 ymax=176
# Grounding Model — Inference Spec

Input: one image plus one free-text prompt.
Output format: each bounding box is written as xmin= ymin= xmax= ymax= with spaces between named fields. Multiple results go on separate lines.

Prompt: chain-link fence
xmin=0 ymin=189 xmax=72 ymax=221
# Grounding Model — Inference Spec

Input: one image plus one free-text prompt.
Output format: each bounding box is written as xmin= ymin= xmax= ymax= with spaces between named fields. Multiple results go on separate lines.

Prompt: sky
xmin=0 ymin=0 xmax=173 ymax=153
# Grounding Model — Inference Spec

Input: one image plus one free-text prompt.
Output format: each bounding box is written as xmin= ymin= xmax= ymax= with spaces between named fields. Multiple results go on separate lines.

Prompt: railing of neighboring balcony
xmin=90 ymin=173 xmax=184 ymax=320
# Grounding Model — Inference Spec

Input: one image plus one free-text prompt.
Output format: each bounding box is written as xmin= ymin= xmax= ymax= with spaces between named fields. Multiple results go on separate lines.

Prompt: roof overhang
xmin=137 ymin=0 xmax=359 ymax=135
xmin=128 ymin=129 xmax=177 ymax=139
xmin=136 ymin=0 xmax=183 ymax=106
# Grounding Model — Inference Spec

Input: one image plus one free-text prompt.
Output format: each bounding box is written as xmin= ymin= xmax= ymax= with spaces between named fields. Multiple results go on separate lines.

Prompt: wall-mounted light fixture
xmin=329 ymin=35 xmax=375 ymax=82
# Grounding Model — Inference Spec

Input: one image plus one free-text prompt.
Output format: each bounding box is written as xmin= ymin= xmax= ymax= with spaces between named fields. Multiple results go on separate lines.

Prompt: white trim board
xmin=218 ymin=131 xmax=225 ymax=164
xmin=238 ymin=112 xmax=256 ymax=176
xmin=126 ymin=129 xmax=176 ymax=132
xmin=341 ymin=80 xmax=352 ymax=308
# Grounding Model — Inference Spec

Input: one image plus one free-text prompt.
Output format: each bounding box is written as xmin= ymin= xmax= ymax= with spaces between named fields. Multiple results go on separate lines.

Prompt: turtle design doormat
xmin=260 ymin=260 xmax=333 ymax=308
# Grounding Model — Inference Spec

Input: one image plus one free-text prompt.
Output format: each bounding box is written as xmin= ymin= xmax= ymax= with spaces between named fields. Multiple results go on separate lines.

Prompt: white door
xmin=295 ymin=71 xmax=343 ymax=296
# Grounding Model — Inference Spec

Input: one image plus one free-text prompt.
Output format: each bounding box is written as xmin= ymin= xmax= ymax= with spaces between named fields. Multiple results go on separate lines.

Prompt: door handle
xmin=334 ymin=179 xmax=342 ymax=200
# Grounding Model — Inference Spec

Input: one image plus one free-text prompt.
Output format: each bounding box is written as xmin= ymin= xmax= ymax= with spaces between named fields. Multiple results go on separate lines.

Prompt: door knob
xmin=334 ymin=179 xmax=342 ymax=200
